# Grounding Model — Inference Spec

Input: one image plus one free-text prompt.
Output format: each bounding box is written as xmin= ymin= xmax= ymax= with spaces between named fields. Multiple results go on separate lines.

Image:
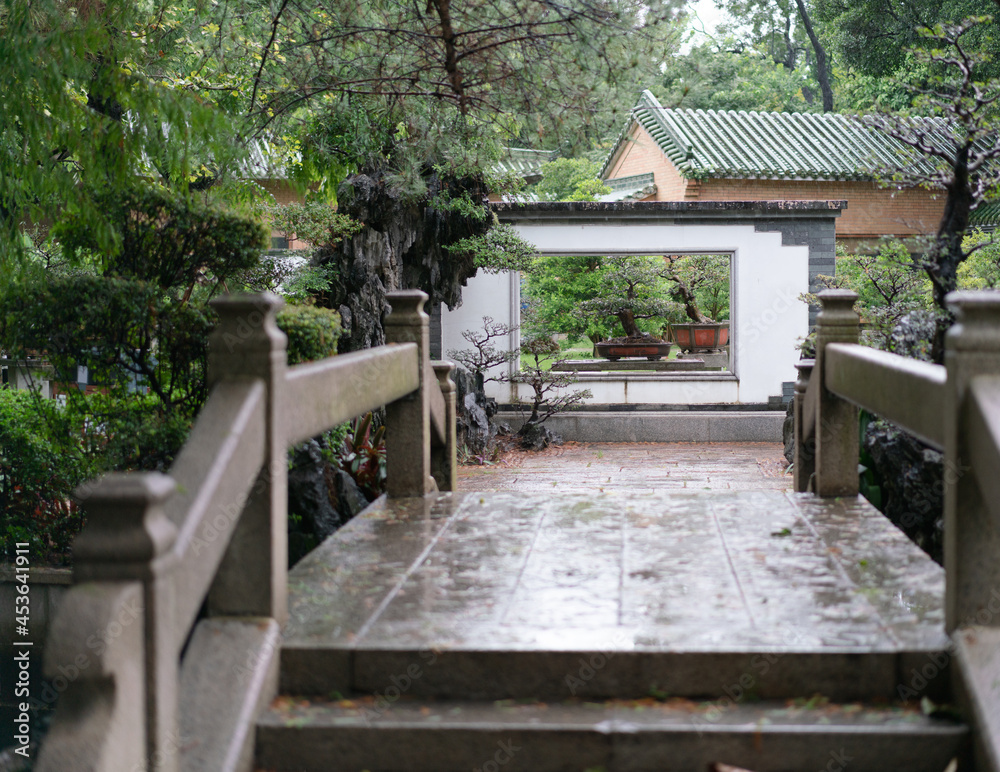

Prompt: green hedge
xmin=277 ymin=305 xmax=342 ymax=365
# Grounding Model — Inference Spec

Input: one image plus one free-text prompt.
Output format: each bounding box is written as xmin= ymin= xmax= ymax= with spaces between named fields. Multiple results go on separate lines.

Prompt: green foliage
xmin=266 ymin=200 xmax=363 ymax=250
xmin=813 ymin=241 xmax=931 ymax=350
xmin=0 ymin=0 xmax=251 ymax=265
xmin=54 ymin=184 xmax=268 ymax=293
xmin=447 ymin=223 xmax=536 ymax=274
xmin=522 ymin=256 xmax=616 ymax=342
xmin=814 ymin=0 xmax=999 ymax=79
xmin=276 ymin=305 xmax=343 ymax=365
xmin=0 ymin=389 xmax=191 ymax=565
xmin=0 ymin=390 xmax=91 ymax=565
xmin=663 ymin=254 xmax=730 ymax=323
xmin=959 ymin=230 xmax=1000 ymax=288
xmin=1 ymin=274 xmax=215 ymax=415
xmin=657 ymin=42 xmax=820 ymax=113
xmin=234 ymin=256 xmax=338 ymax=302
xmin=577 ymin=256 xmax=684 ymax=339
xmin=536 ymin=158 xmax=612 ymax=202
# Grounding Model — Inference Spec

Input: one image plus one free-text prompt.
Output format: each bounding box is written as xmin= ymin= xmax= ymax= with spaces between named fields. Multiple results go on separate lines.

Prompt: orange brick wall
xmin=605 ymin=125 xmax=947 ymax=246
xmin=605 ymin=124 xmax=689 ymax=199
xmin=259 ymin=179 xmax=311 ymax=251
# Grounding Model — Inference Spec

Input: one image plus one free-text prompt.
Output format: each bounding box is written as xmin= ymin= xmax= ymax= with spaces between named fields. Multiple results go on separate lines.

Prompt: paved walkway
xmin=458 ymin=442 xmax=791 ymax=493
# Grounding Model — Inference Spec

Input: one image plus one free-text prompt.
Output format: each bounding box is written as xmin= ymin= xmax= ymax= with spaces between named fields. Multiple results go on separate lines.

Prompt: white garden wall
xmin=441 ymin=201 xmax=841 ymax=406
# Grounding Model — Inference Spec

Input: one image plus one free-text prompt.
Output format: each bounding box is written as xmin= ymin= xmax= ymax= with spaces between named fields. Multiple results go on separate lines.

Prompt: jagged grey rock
xmin=783 ymin=399 xmax=795 ymax=465
xmin=287 ymin=440 xmax=341 ymax=542
xmin=517 ymin=421 xmax=563 ymax=451
xmin=889 ymin=310 xmax=937 ymax=361
xmin=863 ymin=419 xmax=944 ymax=563
xmin=332 ymin=469 xmax=369 ymax=524
xmin=316 ymin=170 xmax=487 ymax=353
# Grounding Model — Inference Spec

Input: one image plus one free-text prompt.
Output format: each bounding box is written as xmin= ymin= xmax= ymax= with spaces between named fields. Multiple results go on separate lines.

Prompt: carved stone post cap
xmin=946 ymin=290 xmax=1000 ymax=352
xmin=75 ymin=471 xmax=176 ymax=505
xmin=73 ymin=472 xmax=178 ymax=570
xmin=817 ymin=289 xmax=859 ymax=310
xmin=208 ymin=293 xmax=287 ymax=380
xmin=209 ymin=292 xmax=285 ymax=317
xmin=432 ymin=360 xmax=457 ymax=393
xmin=385 ymin=290 xmax=429 ymax=320
xmin=817 ymin=289 xmax=859 ymax=301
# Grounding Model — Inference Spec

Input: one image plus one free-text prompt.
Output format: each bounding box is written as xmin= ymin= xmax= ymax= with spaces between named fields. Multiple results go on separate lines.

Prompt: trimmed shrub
xmin=277 ymin=305 xmax=342 ymax=365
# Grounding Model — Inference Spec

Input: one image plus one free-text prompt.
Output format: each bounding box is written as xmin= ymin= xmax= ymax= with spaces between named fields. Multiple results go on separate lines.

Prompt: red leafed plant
xmin=338 ymin=413 xmax=386 ymax=501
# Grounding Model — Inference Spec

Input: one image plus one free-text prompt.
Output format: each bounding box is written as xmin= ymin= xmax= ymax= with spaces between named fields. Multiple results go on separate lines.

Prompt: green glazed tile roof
xmin=495 ymin=147 xmax=555 ymax=181
xmin=971 ymin=200 xmax=1000 ymax=229
xmin=602 ymin=90 xmax=947 ymax=182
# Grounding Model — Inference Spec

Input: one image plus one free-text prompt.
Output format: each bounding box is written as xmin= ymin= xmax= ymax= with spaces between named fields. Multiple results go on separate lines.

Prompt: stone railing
xmin=35 ymin=290 xmax=455 ymax=772
xmin=795 ymin=288 xmax=1000 ymax=769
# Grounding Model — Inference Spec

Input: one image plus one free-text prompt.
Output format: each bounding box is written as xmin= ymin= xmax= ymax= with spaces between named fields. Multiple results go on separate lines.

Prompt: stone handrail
xmin=795 ymin=289 xmax=1000 ymax=769
xmin=36 ymin=290 xmax=455 ymax=772
xmin=795 ymin=289 xmax=1000 ymax=632
xmin=824 ymin=343 xmax=947 ymax=450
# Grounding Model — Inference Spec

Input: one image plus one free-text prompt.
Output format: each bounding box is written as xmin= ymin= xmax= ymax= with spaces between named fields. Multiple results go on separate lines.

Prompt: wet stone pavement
xmin=285 ymin=443 xmax=947 ymax=661
xmin=456 ymin=442 xmax=791 ymax=494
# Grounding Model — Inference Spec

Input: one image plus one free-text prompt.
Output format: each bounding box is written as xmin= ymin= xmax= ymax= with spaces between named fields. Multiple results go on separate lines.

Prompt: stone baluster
xmin=70 ymin=472 xmax=180 ymax=772
xmin=944 ymin=292 xmax=1000 ymax=632
xmin=206 ymin=293 xmax=288 ymax=624
xmin=432 ymin=361 xmax=458 ymax=492
xmin=793 ymin=358 xmax=816 ymax=493
xmin=384 ymin=290 xmax=433 ymax=497
xmin=814 ymin=290 xmax=860 ymax=497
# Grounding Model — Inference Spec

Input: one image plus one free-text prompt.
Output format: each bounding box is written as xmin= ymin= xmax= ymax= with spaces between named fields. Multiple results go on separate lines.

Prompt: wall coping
xmin=0 ymin=565 xmax=73 ymax=584
xmin=493 ymin=200 xmax=847 ymax=224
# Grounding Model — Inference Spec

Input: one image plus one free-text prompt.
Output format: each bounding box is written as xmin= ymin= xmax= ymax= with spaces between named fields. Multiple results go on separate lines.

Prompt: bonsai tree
xmin=577 ymin=256 xmax=682 ymax=341
xmin=511 ymin=337 xmax=592 ymax=450
xmin=662 ymin=254 xmax=730 ymax=324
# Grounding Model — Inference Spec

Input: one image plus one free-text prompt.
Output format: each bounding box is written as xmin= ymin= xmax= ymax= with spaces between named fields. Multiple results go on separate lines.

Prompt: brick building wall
xmin=604 ymin=125 xmax=946 ymax=250
xmin=259 ymin=179 xmax=310 ymax=251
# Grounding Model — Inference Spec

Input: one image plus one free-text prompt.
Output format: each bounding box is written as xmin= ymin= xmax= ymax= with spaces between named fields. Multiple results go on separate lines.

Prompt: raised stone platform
xmin=498 ymin=410 xmax=786 ymax=442
xmin=279 ymin=490 xmax=948 ymax=701
xmin=551 ymin=359 xmax=710 ymax=372
xmin=261 ymin=490 xmax=959 ymax=771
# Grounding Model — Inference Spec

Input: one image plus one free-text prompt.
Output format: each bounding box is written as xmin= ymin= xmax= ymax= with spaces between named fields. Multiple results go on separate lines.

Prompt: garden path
xmin=457 ymin=441 xmax=791 ymax=493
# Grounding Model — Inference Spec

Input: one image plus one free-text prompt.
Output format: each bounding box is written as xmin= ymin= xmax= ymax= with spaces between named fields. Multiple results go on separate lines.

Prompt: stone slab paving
xmin=457 ymin=442 xmax=791 ymax=493
xmin=281 ymin=487 xmax=948 ymax=701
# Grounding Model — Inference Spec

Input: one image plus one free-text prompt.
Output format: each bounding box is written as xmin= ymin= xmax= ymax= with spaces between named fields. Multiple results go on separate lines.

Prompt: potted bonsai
xmin=662 ymin=254 xmax=730 ymax=353
xmin=577 ymin=256 xmax=682 ymax=360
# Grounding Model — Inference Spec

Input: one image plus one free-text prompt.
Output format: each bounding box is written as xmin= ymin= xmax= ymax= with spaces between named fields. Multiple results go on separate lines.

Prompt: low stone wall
xmin=0 ymin=567 xmax=72 ymax=724
xmin=499 ymin=410 xmax=785 ymax=443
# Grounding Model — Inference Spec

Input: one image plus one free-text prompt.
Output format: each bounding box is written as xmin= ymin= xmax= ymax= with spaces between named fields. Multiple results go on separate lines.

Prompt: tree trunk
xmin=928 ymin=144 xmax=974 ymax=362
xmin=793 ymin=0 xmax=833 ymax=112
xmin=617 ymin=309 xmax=641 ymax=338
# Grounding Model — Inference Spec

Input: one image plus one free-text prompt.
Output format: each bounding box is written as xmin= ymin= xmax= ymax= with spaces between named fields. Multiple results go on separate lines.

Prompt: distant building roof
xmin=971 ymin=201 xmax=1000 ymax=230
xmin=601 ymin=90 xmax=948 ymax=183
xmin=496 ymin=147 xmax=555 ymax=183
xmin=597 ymin=172 xmax=657 ymax=202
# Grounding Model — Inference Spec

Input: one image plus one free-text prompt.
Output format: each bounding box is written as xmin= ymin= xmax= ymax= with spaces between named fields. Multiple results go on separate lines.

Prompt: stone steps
xmin=255 ymin=697 xmax=967 ymax=772
xmin=255 ymin=491 xmax=964 ymax=770
xmin=279 ymin=644 xmax=951 ymax=704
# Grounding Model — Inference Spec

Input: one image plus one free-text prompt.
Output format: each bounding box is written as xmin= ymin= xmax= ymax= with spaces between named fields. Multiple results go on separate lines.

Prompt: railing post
xmin=70 ymin=472 xmax=180 ymax=772
xmin=432 ymin=360 xmax=458 ymax=491
xmin=206 ymin=293 xmax=288 ymax=623
xmin=814 ymin=290 xmax=860 ymax=497
xmin=944 ymin=292 xmax=1000 ymax=632
xmin=384 ymin=290 xmax=433 ymax=497
xmin=794 ymin=358 xmax=815 ymax=492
